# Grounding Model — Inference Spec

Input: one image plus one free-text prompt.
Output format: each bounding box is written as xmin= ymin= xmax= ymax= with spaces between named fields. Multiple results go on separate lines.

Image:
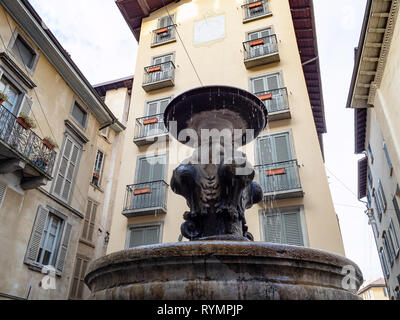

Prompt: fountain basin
xmin=84 ymin=241 xmax=362 ymax=300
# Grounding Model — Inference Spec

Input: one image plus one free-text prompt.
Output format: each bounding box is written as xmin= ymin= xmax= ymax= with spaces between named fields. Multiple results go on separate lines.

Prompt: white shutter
xmin=24 ymin=206 xmax=49 ymax=265
xmin=18 ymin=93 xmax=33 ymax=116
xmin=55 ymin=222 xmax=72 ymax=273
xmin=0 ymin=182 xmax=6 ymax=208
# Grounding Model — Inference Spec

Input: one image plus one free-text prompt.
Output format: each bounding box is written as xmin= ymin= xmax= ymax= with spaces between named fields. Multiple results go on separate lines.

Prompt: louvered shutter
xmin=257 ymin=136 xmax=273 ymax=165
xmin=88 ymin=203 xmax=97 ymax=241
xmin=70 ymin=256 xmax=82 ymax=299
xmin=252 ymin=77 xmax=265 ymax=94
xmin=129 ymin=228 xmax=144 ymax=248
xmin=25 ymin=206 xmax=49 ymax=265
xmin=136 ymin=157 xmax=151 ymax=184
xmin=282 ymin=212 xmax=303 ymax=246
xmin=18 ymin=94 xmax=33 ymax=116
xmin=55 ymin=222 xmax=72 ymax=273
xmin=82 ymin=200 xmax=92 ymax=240
xmin=264 ymin=213 xmax=281 ymax=244
xmin=144 ymin=227 xmax=160 ymax=245
xmin=274 ymin=134 xmax=291 ymax=162
xmin=0 ymin=182 xmax=6 ymax=208
xmin=160 ymin=99 xmax=170 ymax=114
xmin=159 ymin=14 xmax=174 ymax=28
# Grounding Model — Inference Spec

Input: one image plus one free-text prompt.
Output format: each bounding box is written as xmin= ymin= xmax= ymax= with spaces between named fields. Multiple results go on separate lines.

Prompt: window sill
xmin=79 ymin=238 xmax=96 ymax=248
xmin=25 ymin=262 xmax=61 ymax=277
xmin=243 ymin=12 xmax=272 ymax=24
xmin=151 ymin=38 xmax=177 ymax=48
xmin=90 ymin=183 xmax=104 ymax=193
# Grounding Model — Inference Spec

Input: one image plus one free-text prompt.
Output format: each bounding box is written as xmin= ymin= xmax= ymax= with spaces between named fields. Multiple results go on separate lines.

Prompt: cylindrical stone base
xmin=84 ymin=241 xmax=363 ymax=300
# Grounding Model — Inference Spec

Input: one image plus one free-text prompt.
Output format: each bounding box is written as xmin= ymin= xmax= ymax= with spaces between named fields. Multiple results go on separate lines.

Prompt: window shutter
xmin=18 ymin=94 xmax=33 ymax=116
xmin=129 ymin=228 xmax=144 ymax=248
xmin=24 ymin=205 xmax=49 ymax=265
xmin=88 ymin=203 xmax=97 ymax=241
xmin=274 ymin=134 xmax=291 ymax=162
xmin=147 ymin=102 xmax=159 ymax=116
xmin=252 ymin=78 xmax=265 ymax=93
xmin=136 ymin=157 xmax=151 ymax=184
xmin=0 ymin=182 xmax=6 ymax=208
xmin=144 ymin=227 xmax=160 ymax=245
xmin=264 ymin=213 xmax=281 ymax=243
xmin=257 ymin=136 xmax=273 ymax=165
xmin=378 ymin=180 xmax=387 ymax=211
xmin=55 ymin=222 xmax=72 ymax=273
xmin=82 ymin=200 xmax=92 ymax=240
xmin=160 ymin=99 xmax=170 ymax=114
xmin=70 ymin=256 xmax=82 ymax=299
xmin=393 ymin=196 xmax=400 ymax=226
xmin=282 ymin=212 xmax=304 ymax=246
xmin=266 ymin=74 xmax=280 ymax=91
xmin=152 ymin=155 xmax=166 ymax=181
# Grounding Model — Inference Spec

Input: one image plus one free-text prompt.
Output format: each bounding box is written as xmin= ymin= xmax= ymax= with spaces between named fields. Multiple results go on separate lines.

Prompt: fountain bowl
xmin=164 ymin=86 xmax=268 ymax=147
xmin=84 ymin=241 xmax=363 ymax=300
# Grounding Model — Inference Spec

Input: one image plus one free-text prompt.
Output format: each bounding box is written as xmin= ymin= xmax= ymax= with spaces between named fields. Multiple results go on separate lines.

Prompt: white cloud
xmin=29 ymin=0 xmax=138 ymax=84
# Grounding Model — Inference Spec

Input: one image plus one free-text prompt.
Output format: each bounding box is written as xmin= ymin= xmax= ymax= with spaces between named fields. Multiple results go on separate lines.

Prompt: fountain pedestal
xmin=84 ymin=242 xmax=362 ymax=300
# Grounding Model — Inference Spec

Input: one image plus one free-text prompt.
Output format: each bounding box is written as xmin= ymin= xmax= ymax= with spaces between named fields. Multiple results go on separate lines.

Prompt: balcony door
xmin=257 ymin=133 xmax=293 ymax=192
xmin=251 ymin=73 xmax=284 ymax=112
xmin=151 ymin=54 xmax=173 ymax=82
xmin=144 ymin=98 xmax=170 ymax=137
xmin=248 ymin=29 xmax=272 ymax=59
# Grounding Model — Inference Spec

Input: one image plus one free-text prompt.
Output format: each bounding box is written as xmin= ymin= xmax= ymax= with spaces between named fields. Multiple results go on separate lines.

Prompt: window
xmin=153 ymin=14 xmax=175 ymax=45
xmin=251 ymin=73 xmax=285 ymax=113
xmin=127 ymin=224 xmax=161 ymax=248
xmin=0 ymin=76 xmax=22 ymax=115
xmin=69 ymin=255 xmax=90 ymax=300
xmin=377 ymin=180 xmax=387 ymax=212
xmin=368 ymin=144 xmax=374 ymax=164
xmin=135 ymin=154 xmax=167 ymax=184
xmin=10 ymin=34 xmax=38 ymax=72
xmin=262 ymin=208 xmax=304 ymax=246
xmin=149 ymin=54 xmax=174 ymax=82
xmin=373 ymin=189 xmax=383 ymax=222
xmin=257 ymin=132 xmax=292 ymax=165
xmin=24 ymin=206 xmax=72 ymax=274
xmin=367 ymin=166 xmax=373 ymax=189
xmin=244 ymin=0 xmax=269 ymax=20
xmin=393 ymin=196 xmax=400 ymax=227
xmin=71 ymin=102 xmax=88 ymax=129
xmin=383 ymin=141 xmax=393 ymax=175
xmin=92 ymin=150 xmax=105 ymax=187
xmin=82 ymin=200 xmax=97 ymax=242
xmin=248 ymin=28 xmax=273 ymax=58
xmin=380 ymin=247 xmax=390 ymax=278
xmin=383 ymin=232 xmax=395 ymax=265
xmin=53 ymin=135 xmax=82 ymax=202
xmin=388 ymin=220 xmax=400 ymax=257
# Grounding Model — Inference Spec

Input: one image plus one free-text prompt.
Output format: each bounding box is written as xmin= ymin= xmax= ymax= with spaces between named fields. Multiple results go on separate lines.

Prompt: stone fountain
xmin=84 ymin=86 xmax=363 ymax=300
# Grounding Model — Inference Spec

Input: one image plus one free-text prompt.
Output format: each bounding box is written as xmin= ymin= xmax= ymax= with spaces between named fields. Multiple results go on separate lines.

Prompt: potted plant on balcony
xmin=42 ymin=136 xmax=58 ymax=150
xmin=17 ymin=113 xmax=37 ymax=130
xmin=0 ymin=91 xmax=8 ymax=105
xmin=93 ymin=169 xmax=100 ymax=180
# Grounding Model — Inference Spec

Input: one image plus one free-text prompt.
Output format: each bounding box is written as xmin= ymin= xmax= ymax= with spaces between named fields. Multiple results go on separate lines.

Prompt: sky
xmin=28 ymin=0 xmax=383 ymax=280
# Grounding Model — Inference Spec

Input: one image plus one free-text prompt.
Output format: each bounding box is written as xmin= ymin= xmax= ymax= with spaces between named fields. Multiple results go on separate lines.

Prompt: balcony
xmin=256 ymin=160 xmax=303 ymax=199
xmin=134 ymin=113 xmax=168 ymax=146
xmin=243 ymin=35 xmax=279 ymax=68
xmin=151 ymin=25 xmax=176 ymax=47
xmin=242 ymin=1 xmax=271 ymax=22
xmin=142 ymin=61 xmax=175 ymax=92
xmin=255 ymin=88 xmax=290 ymax=121
xmin=122 ymin=181 xmax=169 ymax=218
xmin=0 ymin=104 xmax=57 ymax=190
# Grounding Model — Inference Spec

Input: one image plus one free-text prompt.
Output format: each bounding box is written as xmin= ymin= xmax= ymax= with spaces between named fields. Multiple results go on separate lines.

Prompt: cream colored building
xmin=107 ymin=0 xmax=345 ymax=257
xmin=358 ymin=278 xmax=389 ymax=300
xmin=0 ymin=0 xmax=126 ymax=300
xmin=348 ymin=0 xmax=400 ymax=300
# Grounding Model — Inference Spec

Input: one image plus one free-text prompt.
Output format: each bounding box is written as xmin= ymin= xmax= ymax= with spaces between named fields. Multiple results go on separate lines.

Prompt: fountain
xmin=84 ymin=86 xmax=363 ymax=300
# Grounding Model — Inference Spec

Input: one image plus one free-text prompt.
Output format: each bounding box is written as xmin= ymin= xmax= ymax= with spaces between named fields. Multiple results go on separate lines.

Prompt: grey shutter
xmin=378 ymin=180 xmax=387 ymax=211
xmin=82 ymin=200 xmax=92 ymax=240
xmin=252 ymin=77 xmax=265 ymax=94
xmin=265 ymin=213 xmax=281 ymax=243
xmin=144 ymin=226 xmax=160 ymax=245
xmin=266 ymin=74 xmax=280 ymax=90
xmin=147 ymin=101 xmax=158 ymax=116
xmin=282 ymin=212 xmax=303 ymax=246
xmin=160 ymin=99 xmax=170 ymax=114
xmin=257 ymin=136 xmax=273 ymax=165
xmin=88 ymin=203 xmax=97 ymax=241
xmin=70 ymin=256 xmax=82 ymax=299
xmin=18 ymin=94 xmax=33 ymax=116
xmin=55 ymin=222 xmax=72 ymax=273
xmin=274 ymin=134 xmax=291 ymax=162
xmin=152 ymin=155 xmax=166 ymax=181
xmin=25 ymin=206 xmax=49 ymax=265
xmin=129 ymin=228 xmax=144 ymax=248
xmin=0 ymin=182 xmax=6 ymax=208
xmin=136 ymin=157 xmax=151 ymax=184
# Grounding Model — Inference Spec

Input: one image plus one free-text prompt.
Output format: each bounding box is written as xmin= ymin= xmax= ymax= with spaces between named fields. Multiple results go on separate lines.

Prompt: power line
xmin=160 ymin=0 xmax=204 ymax=86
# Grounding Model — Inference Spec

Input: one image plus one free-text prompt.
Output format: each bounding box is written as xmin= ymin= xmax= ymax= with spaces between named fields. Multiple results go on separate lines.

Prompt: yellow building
xmin=107 ymin=0 xmax=345 ymax=256
xmin=347 ymin=0 xmax=400 ymax=300
xmin=0 ymin=0 xmax=126 ymax=300
xmin=358 ymin=278 xmax=389 ymax=300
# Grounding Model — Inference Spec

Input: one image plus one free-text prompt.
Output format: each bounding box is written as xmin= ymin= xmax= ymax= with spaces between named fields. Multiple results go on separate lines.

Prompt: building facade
xmin=0 ymin=0 xmax=126 ymax=300
xmin=358 ymin=278 xmax=389 ymax=300
xmin=107 ymin=0 xmax=345 ymax=257
xmin=348 ymin=0 xmax=400 ymax=300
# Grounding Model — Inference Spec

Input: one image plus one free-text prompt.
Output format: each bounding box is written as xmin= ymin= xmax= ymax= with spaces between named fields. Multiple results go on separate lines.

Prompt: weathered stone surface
xmin=85 ymin=241 xmax=363 ymax=300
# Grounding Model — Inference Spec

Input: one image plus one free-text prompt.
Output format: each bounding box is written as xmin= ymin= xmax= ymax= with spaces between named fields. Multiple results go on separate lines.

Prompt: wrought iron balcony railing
xmin=243 ymin=35 xmax=278 ymax=61
xmin=123 ymin=181 xmax=169 ymax=217
xmin=242 ymin=0 xmax=270 ymax=21
xmin=255 ymin=160 xmax=302 ymax=199
xmin=142 ymin=61 xmax=175 ymax=91
xmin=254 ymin=87 xmax=289 ymax=114
xmin=152 ymin=25 xmax=176 ymax=46
xmin=134 ymin=114 xmax=168 ymax=145
xmin=0 ymin=104 xmax=56 ymax=177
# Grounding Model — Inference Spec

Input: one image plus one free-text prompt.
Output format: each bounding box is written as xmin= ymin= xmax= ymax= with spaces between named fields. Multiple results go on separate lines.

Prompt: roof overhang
xmin=1 ymin=0 xmax=124 ymax=132
xmin=357 ymin=156 xmax=368 ymax=200
xmin=347 ymin=0 xmax=398 ymax=109
xmin=289 ymin=0 xmax=327 ymax=136
xmin=116 ymin=0 xmax=179 ymax=41
xmin=94 ymin=76 xmax=134 ymax=98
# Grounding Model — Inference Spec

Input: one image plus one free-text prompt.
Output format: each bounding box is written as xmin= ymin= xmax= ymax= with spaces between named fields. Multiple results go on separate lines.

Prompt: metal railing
xmin=135 ymin=113 xmax=168 ymax=140
xmin=243 ymin=35 xmax=278 ymax=60
xmin=143 ymin=61 xmax=175 ymax=86
xmin=0 ymin=104 xmax=56 ymax=176
xmin=242 ymin=0 xmax=270 ymax=20
xmin=254 ymin=87 xmax=289 ymax=114
xmin=255 ymin=160 xmax=301 ymax=194
xmin=123 ymin=181 xmax=169 ymax=213
xmin=152 ymin=25 xmax=176 ymax=45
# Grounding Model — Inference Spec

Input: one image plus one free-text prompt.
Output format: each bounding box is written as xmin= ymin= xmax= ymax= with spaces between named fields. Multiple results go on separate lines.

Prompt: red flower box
xmin=43 ymin=139 xmax=55 ymax=150
xmin=17 ymin=117 xmax=31 ymax=130
xmin=266 ymin=168 xmax=286 ymax=176
xmin=258 ymin=93 xmax=273 ymax=101
xmin=134 ymin=187 xmax=151 ymax=196
xmin=249 ymin=39 xmax=265 ymax=47
xmin=249 ymin=1 xmax=263 ymax=8
xmin=156 ymin=27 xmax=169 ymax=34
xmin=148 ymin=66 xmax=162 ymax=73
xmin=143 ymin=118 xmax=159 ymax=125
